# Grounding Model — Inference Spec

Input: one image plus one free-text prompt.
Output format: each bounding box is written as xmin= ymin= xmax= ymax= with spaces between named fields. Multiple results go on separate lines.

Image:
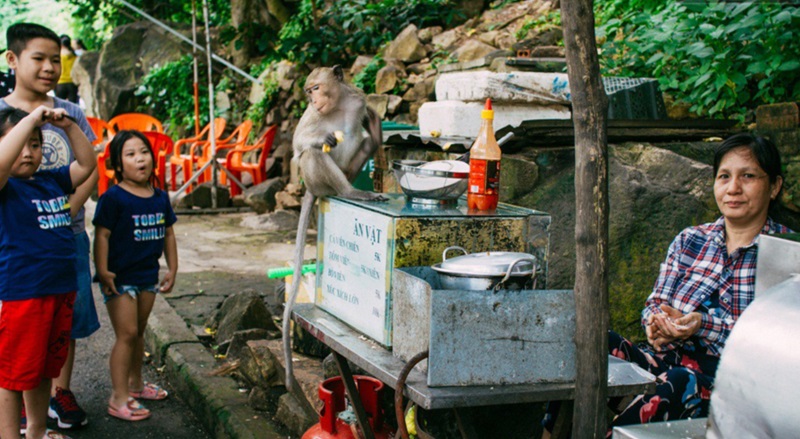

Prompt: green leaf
xmin=695 ymin=72 xmax=713 ymax=87
xmin=645 ymin=52 xmax=664 ymax=65
xmin=746 ymin=61 xmax=768 ymax=74
xmin=774 ymin=10 xmax=792 ymax=24
xmin=778 ymin=60 xmax=800 ymax=72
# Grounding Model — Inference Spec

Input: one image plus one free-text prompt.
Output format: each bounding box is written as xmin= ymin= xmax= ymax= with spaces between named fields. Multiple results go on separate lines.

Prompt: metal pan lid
xmin=436 ymin=250 xmax=536 ymax=277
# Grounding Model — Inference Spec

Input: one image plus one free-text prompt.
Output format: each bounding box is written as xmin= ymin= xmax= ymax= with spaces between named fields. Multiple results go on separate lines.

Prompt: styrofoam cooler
xmin=418 ymin=100 xmax=571 ymax=138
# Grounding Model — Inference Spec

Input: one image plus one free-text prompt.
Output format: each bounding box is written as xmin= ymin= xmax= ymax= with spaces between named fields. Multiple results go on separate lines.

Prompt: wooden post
xmin=560 ymin=0 xmax=609 ymax=438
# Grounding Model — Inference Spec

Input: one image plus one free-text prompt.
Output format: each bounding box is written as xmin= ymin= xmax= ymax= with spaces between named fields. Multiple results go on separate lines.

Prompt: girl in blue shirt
xmin=93 ymin=130 xmax=178 ymax=422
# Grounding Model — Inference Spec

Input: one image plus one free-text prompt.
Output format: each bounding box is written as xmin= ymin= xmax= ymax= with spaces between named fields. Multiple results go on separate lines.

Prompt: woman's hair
xmin=0 ymin=107 xmax=43 ymax=144
xmin=59 ymin=34 xmax=75 ymax=55
xmin=714 ymin=133 xmax=783 ymax=207
xmin=108 ymin=130 xmax=156 ymax=185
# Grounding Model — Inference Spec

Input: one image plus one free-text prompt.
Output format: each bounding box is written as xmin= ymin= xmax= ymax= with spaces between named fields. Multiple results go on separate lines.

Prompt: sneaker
xmin=48 ymin=387 xmax=88 ymax=429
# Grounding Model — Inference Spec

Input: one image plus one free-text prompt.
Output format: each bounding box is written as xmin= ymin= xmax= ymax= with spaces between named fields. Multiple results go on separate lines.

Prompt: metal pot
xmin=431 ymin=246 xmax=538 ymax=291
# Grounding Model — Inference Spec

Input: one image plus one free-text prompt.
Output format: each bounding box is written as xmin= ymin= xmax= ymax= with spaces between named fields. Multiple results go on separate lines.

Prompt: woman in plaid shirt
xmin=607 ymin=133 xmax=792 ymax=431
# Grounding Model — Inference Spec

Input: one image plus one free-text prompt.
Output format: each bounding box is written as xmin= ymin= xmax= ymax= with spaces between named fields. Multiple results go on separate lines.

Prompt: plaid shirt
xmin=642 ymin=216 xmax=791 ymax=357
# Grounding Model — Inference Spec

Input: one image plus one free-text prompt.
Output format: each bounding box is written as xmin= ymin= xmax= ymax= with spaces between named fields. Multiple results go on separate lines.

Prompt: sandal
xmin=107 ymin=397 xmax=151 ymax=421
xmin=129 ymin=382 xmax=168 ymax=400
xmin=42 ymin=429 xmax=73 ymax=439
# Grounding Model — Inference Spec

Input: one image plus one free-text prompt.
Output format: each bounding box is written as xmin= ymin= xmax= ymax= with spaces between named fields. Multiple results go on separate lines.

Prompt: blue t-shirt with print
xmin=0 ymin=166 xmax=76 ymax=300
xmin=93 ymin=185 xmax=177 ymax=287
xmin=0 ymin=97 xmax=96 ymax=234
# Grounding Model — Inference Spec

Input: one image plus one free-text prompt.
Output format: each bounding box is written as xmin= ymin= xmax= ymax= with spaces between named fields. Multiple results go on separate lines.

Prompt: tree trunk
xmin=560 ymin=0 xmax=609 ymax=438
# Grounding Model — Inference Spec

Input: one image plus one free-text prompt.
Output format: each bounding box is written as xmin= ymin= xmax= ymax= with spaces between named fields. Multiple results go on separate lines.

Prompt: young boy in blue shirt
xmin=2 ymin=23 xmax=99 ymax=431
xmin=0 ymin=106 xmax=95 ymax=439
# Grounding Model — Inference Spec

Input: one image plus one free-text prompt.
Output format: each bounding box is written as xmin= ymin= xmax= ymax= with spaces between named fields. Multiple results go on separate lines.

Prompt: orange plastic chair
xmin=143 ymin=131 xmax=174 ymax=190
xmin=86 ymin=117 xmax=113 ymax=147
xmin=96 ymin=143 xmax=117 ymax=196
xmin=169 ymin=118 xmax=226 ymax=193
xmin=88 ymin=117 xmax=118 ymax=196
xmin=108 ymin=113 xmax=163 ymax=134
xmin=201 ymin=120 xmax=253 ymax=184
xmin=224 ymin=125 xmax=277 ymax=197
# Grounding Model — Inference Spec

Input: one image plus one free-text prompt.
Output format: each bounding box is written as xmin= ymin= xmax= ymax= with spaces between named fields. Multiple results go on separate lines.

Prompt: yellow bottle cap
xmin=481 ymin=98 xmax=494 ymax=119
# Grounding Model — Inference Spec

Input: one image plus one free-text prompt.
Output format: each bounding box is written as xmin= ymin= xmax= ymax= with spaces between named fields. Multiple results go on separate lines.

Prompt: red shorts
xmin=0 ymin=293 xmax=75 ymax=391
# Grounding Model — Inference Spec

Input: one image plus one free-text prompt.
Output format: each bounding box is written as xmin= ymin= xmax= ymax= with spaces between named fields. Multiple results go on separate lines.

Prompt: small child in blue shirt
xmin=0 ymin=106 xmax=95 ymax=439
xmin=92 ymin=130 xmax=178 ymax=422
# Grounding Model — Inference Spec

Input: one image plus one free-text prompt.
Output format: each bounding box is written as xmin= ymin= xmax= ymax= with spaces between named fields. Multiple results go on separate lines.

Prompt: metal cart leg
xmin=333 ymin=352 xmax=376 ymax=439
xmin=550 ymin=400 xmax=573 ymax=439
xmin=454 ymin=407 xmax=480 ymax=439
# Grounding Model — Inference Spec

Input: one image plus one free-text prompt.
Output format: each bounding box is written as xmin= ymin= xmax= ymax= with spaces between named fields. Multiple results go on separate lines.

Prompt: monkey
xmin=282 ymin=65 xmax=386 ymax=394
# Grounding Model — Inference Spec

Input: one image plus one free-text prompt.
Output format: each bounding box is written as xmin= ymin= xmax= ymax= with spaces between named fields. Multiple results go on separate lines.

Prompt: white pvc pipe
xmin=202 ymin=0 xmax=218 ymax=208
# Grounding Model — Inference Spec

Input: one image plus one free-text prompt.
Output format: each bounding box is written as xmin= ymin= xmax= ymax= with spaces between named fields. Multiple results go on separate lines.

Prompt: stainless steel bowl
xmin=392 ymin=160 xmax=469 ymax=203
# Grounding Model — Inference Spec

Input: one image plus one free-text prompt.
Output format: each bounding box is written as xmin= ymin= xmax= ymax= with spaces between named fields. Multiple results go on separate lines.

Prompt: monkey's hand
xmin=319 ymin=131 xmax=345 ymax=153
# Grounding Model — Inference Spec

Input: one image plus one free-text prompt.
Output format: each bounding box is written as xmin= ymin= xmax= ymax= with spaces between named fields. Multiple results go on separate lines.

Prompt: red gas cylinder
xmin=302 ymin=375 xmax=394 ymax=439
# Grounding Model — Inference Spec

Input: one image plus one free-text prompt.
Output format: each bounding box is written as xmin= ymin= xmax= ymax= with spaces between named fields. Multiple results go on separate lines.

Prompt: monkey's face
xmin=305 ymin=70 xmax=340 ymax=116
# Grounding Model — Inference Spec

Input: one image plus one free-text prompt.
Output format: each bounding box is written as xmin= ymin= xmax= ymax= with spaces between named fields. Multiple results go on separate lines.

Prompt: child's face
xmin=118 ymin=137 xmax=154 ymax=186
xmin=6 ymin=37 xmax=61 ymax=96
xmin=9 ymin=132 xmax=43 ymax=179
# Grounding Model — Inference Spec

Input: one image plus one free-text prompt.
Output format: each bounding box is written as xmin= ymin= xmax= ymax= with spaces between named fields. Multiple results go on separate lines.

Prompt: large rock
xmin=276 ymin=393 xmax=316 ymax=435
xmin=375 ymin=65 xmax=401 ymax=95
xmin=402 ymin=76 xmax=436 ymax=103
xmin=240 ymin=209 xmax=299 ymax=231
xmin=94 ymin=21 xmax=189 ymax=119
xmin=417 ymin=26 xmax=443 ymax=44
xmin=506 ymin=143 xmax=719 ymax=341
xmin=453 ymin=39 xmax=497 ymax=63
xmin=384 ymin=24 xmax=427 ymax=63
xmin=366 ymin=94 xmax=390 ymax=119
xmin=243 ymin=177 xmax=286 ymax=214
xmin=214 ymin=290 xmax=279 ymax=343
xmin=432 ymin=29 xmax=460 ymax=50
xmin=350 ymin=55 xmax=374 ymax=76
xmin=71 ymin=52 xmax=100 ymax=117
xmin=249 ymin=60 xmax=299 ymax=105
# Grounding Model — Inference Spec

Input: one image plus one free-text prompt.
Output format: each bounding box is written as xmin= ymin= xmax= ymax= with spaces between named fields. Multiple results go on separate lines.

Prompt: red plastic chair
xmin=169 ymin=118 xmax=226 ymax=193
xmin=107 ymin=113 xmax=163 ymax=134
xmin=143 ymin=131 xmax=174 ymax=190
xmin=224 ymin=125 xmax=277 ymax=197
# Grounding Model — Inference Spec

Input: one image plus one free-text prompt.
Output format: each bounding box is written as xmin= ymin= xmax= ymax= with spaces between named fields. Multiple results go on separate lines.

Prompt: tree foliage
xmin=55 ymin=0 xmax=230 ymax=50
xmin=597 ymin=1 xmax=800 ymax=121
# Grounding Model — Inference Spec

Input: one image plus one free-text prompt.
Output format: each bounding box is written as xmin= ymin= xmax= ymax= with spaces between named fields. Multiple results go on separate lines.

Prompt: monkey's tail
xmin=282 ymin=191 xmax=316 ymax=391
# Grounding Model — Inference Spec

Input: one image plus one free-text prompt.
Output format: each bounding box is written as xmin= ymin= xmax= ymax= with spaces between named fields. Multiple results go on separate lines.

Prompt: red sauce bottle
xmin=467 ymin=99 xmax=501 ymax=211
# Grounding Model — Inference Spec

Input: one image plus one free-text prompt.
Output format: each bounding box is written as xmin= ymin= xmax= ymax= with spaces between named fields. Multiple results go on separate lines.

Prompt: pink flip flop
xmin=129 ymin=382 xmax=168 ymax=400
xmin=108 ymin=397 xmax=151 ymax=421
xmin=42 ymin=429 xmax=73 ymax=439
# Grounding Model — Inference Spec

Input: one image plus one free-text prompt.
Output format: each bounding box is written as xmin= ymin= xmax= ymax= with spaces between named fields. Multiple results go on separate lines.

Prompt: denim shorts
xmin=104 ymin=284 xmax=157 ymax=304
xmin=72 ymin=231 xmax=100 ymax=339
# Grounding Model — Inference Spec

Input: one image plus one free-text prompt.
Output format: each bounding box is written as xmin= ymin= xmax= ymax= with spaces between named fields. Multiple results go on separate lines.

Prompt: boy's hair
xmin=108 ymin=130 xmax=156 ymax=184
xmin=0 ymin=107 xmax=43 ymax=144
xmin=6 ymin=23 xmax=60 ymax=55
